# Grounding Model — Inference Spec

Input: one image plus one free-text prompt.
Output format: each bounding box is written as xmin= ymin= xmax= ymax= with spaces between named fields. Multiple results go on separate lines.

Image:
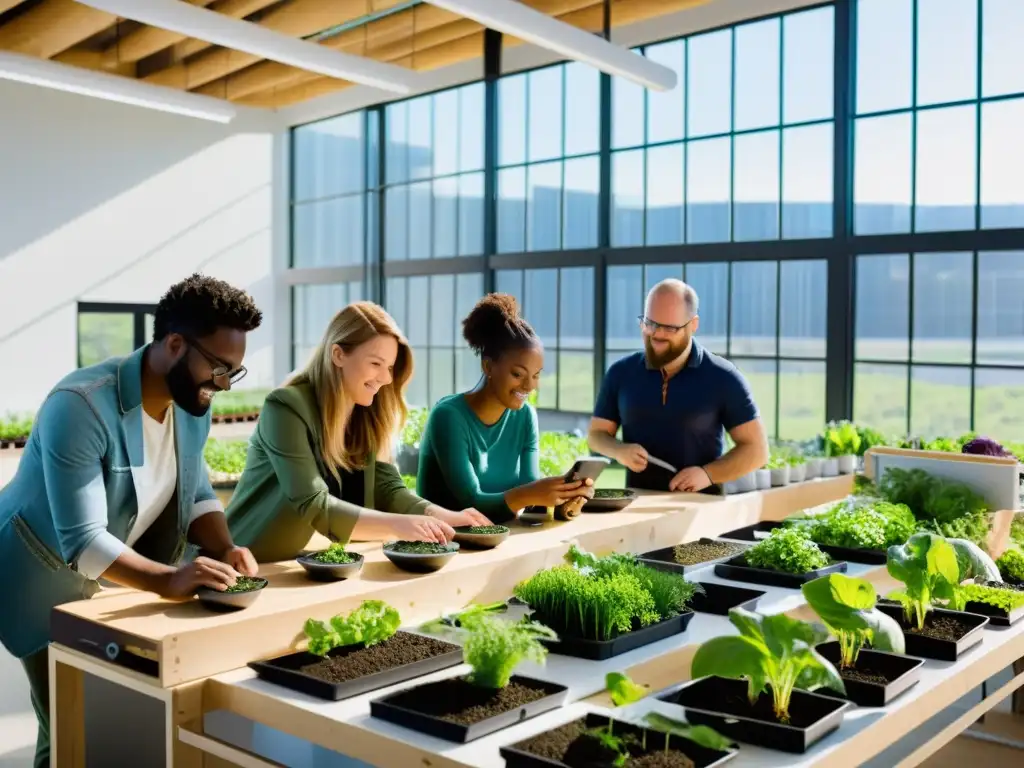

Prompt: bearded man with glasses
xmin=0 ymin=273 xmax=264 ymax=768
xmin=588 ymin=278 xmax=768 ymax=493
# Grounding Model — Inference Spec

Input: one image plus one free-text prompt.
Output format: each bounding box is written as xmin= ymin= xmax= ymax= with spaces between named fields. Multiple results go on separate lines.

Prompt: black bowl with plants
xmin=500 ymin=712 xmax=739 ymax=768
xmin=196 ymin=576 xmax=268 ymax=611
xmin=687 ymin=582 xmax=765 ymax=616
xmin=382 ymin=540 xmax=460 ymax=573
xmin=583 ymin=489 xmax=638 ymax=513
xmin=296 ymin=543 xmax=365 ymax=581
xmin=718 ymin=521 xmax=887 ymax=566
xmin=639 ymin=539 xmax=750 ymax=575
xmin=658 ymin=676 xmax=851 ymax=754
xmin=452 ymin=525 xmax=511 ymax=549
xmin=875 ymin=601 xmax=989 ymax=661
xmin=814 ymin=641 xmax=924 ymax=708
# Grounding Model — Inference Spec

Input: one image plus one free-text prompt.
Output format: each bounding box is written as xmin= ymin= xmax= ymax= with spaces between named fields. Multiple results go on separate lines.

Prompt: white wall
xmin=0 ymin=79 xmax=279 ymax=414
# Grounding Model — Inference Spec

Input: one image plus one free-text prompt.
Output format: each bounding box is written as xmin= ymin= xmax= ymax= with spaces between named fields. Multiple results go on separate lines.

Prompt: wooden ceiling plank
xmin=0 ymin=0 xmax=116 ymax=59
xmin=0 ymin=1 xmax=26 ymax=14
xmin=99 ymin=0 xmax=217 ymax=63
xmin=195 ymin=4 xmax=463 ymax=100
xmin=51 ymin=48 xmax=136 ymax=76
xmin=169 ymin=0 xmax=284 ymax=63
xmin=143 ymin=0 xmax=387 ymax=88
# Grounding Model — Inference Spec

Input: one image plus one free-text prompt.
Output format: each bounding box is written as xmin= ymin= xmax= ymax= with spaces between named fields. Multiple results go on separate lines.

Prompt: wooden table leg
xmin=1013 ymin=657 xmax=1024 ymax=714
xmin=49 ymin=651 xmax=85 ymax=768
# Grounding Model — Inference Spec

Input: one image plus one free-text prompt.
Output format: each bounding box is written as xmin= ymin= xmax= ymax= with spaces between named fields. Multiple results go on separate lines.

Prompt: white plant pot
xmin=721 ymin=480 xmax=739 ymax=495
xmin=805 ymin=458 xmax=822 ymax=479
xmin=821 ymin=457 xmax=840 ymax=477
xmin=837 ymin=454 xmax=857 ymax=474
xmin=789 ymin=463 xmax=807 ymax=483
xmin=755 ymin=469 xmax=771 ymax=490
xmin=769 ymin=466 xmax=790 ymax=487
xmin=735 ymin=473 xmax=757 ymax=493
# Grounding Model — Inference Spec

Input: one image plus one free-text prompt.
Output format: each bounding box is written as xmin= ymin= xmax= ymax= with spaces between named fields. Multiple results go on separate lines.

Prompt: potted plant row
xmin=0 ymin=413 xmax=32 ymax=450
xmin=713 ymin=527 xmax=848 ymax=589
xmin=511 ymin=545 xmax=701 ymax=660
xmin=823 ymin=420 xmax=862 ymax=475
xmin=210 ymin=390 xmax=267 ymax=424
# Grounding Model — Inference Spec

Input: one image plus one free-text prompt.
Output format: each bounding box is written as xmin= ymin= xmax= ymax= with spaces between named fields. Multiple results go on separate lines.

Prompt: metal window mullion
xmin=909 ymin=0 xmax=919 ymax=235
xmin=970 ymin=249 xmax=979 ymax=429
xmin=777 ymin=15 xmax=785 ymax=241
xmin=906 ymin=252 xmax=916 ymax=436
xmin=728 ymin=26 xmax=737 ymax=245
xmin=376 ymin=107 xmax=387 ymax=306
xmin=774 ymin=260 xmax=782 ymax=440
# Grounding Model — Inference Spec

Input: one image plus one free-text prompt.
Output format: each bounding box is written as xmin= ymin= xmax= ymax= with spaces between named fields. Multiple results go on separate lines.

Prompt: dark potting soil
xmin=671 ymin=541 xmax=746 ymax=565
xmin=382 ymin=676 xmax=550 ymax=725
xmin=453 ymin=525 xmax=509 ymax=535
xmin=840 ymin=665 xmax=889 ymax=685
xmin=384 ymin=541 xmax=458 ymax=554
xmin=225 ymin=576 xmax=265 ymax=593
xmin=514 ymin=718 xmax=697 ymax=768
xmin=593 ymin=489 xmax=633 ymax=499
xmin=978 ymin=579 xmax=1024 ymax=593
xmin=905 ymin=614 xmax=972 ymax=642
xmin=298 ymin=633 xmax=458 ymax=684
xmin=710 ymin=687 xmax=823 ymax=728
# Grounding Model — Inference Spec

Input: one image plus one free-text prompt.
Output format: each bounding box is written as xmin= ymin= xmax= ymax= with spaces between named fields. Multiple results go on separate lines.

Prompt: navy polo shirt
xmin=594 ymin=342 xmax=759 ymax=491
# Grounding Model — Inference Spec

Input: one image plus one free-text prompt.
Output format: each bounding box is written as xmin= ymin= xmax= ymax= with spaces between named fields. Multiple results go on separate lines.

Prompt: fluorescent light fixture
xmin=81 ymin=0 xmax=421 ymax=95
xmin=428 ymin=0 xmax=677 ymax=91
xmin=0 ymin=50 xmax=237 ymax=123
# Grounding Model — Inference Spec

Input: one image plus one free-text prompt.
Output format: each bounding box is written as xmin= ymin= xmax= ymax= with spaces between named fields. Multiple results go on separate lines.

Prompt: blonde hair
xmin=289 ymin=302 xmax=413 ymax=478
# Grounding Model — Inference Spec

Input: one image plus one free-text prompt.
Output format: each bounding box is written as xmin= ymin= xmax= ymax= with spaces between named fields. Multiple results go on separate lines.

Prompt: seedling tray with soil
xmin=382 ymin=540 xmax=459 ymax=573
xmin=249 ymin=631 xmax=463 ymax=701
xmin=196 ymin=576 xmax=268 ymax=611
xmin=718 ymin=521 xmax=887 ymax=565
xmin=369 ymin=674 xmax=568 ymax=743
xmin=714 ymin=555 xmax=847 ymax=589
xmin=876 ymin=601 xmax=989 ymax=661
xmin=960 ymin=582 xmax=1024 ymax=627
xmin=500 ymin=712 xmax=738 ymax=768
xmin=533 ymin=611 xmax=695 ymax=661
xmin=452 ymin=525 xmax=510 ymax=549
xmin=687 ymin=582 xmax=765 ymax=616
xmin=638 ymin=539 xmax=750 ymax=575
xmin=657 ymin=676 xmax=851 ymax=754
xmin=814 ymin=641 xmax=924 ymax=707
xmin=296 ymin=550 xmax=364 ymax=581
xmin=583 ymin=489 xmax=638 ymax=513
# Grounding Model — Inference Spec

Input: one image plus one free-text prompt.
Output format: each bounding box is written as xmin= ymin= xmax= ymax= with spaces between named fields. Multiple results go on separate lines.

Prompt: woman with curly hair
xmin=416 ymin=294 xmax=593 ymax=523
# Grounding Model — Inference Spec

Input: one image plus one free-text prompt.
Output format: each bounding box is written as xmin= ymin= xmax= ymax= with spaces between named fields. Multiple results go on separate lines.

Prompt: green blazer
xmin=225 ymin=383 xmax=430 ymax=562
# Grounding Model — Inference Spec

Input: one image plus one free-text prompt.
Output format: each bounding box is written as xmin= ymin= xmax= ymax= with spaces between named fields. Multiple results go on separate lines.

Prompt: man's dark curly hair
xmin=152 ymin=274 xmax=263 ymax=341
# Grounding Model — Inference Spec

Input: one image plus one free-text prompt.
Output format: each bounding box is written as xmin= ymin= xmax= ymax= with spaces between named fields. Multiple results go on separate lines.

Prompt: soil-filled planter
xmin=876 ymin=602 xmax=989 ymax=661
xmin=658 ymin=676 xmax=851 ymax=754
xmin=583 ymin=489 xmax=638 ymax=512
xmin=297 ymin=551 xmax=364 ymax=581
xmin=249 ymin=631 xmax=463 ymax=701
xmin=500 ymin=712 xmax=738 ymax=768
xmin=815 ymin=642 xmax=924 ymax=707
xmin=958 ymin=586 xmax=1024 ymax=627
xmin=688 ymin=582 xmax=765 ymax=616
xmin=718 ymin=522 xmax=886 ymax=566
xmin=638 ymin=539 xmax=749 ymax=575
xmin=382 ymin=541 xmax=459 ymax=573
xmin=714 ymin=555 xmax=847 ymax=589
xmin=196 ymin=576 xmax=267 ymax=611
xmin=452 ymin=525 xmax=510 ymax=549
xmin=534 ymin=611 xmax=695 ymax=661
xmin=370 ymin=674 xmax=568 ymax=743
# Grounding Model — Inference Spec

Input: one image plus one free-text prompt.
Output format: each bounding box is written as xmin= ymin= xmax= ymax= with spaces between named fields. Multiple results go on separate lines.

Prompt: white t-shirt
xmin=126 ymin=408 xmax=178 ymax=546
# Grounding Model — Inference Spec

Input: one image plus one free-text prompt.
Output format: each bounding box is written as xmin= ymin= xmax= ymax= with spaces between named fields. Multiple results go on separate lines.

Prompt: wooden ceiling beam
xmin=51 ymin=48 xmax=136 ymax=77
xmin=142 ymin=0 xmax=404 ymax=89
xmin=97 ymin=0 xmax=217 ymax=63
xmin=168 ymin=0 xmax=285 ymax=63
xmin=0 ymin=0 xmax=115 ymax=59
xmin=194 ymin=4 xmax=463 ymax=101
xmin=0 ymin=1 xmax=26 ymax=14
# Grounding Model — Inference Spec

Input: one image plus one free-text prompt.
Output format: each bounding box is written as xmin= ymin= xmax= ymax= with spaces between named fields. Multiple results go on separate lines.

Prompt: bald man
xmin=588 ymin=279 xmax=768 ymax=493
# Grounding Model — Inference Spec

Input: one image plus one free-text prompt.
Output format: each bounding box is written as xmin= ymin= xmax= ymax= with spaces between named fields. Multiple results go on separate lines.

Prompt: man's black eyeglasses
xmin=185 ymin=336 xmax=247 ymax=386
xmin=638 ymin=315 xmax=695 ymax=335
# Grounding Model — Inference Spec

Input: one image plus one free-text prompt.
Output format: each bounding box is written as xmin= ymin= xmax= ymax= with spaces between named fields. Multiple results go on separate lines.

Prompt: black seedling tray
xmin=962 ymin=599 xmax=1024 ymax=627
xmin=535 ymin=611 xmax=695 ymax=661
xmin=688 ymin=582 xmax=765 ymax=616
xmin=718 ymin=521 xmax=887 ymax=565
xmin=638 ymin=538 xmax=751 ymax=575
xmin=500 ymin=712 xmax=738 ymax=768
xmin=658 ymin=676 xmax=851 ymax=754
xmin=815 ymin=642 xmax=924 ymax=707
xmin=714 ymin=555 xmax=847 ymax=589
xmin=876 ymin=603 xmax=989 ymax=661
xmin=248 ymin=631 xmax=463 ymax=701
xmin=370 ymin=675 xmax=568 ymax=743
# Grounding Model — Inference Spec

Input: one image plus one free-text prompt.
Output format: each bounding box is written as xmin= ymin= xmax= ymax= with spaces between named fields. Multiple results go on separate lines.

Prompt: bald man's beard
xmin=644 ymin=334 xmax=690 ymax=369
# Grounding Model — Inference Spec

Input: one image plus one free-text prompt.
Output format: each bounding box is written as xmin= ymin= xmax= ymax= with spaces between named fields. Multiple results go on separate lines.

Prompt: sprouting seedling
xmin=605 ymin=671 xmax=648 ymax=706
xmin=642 ymin=713 xmax=734 ymax=756
xmin=584 ymin=723 xmax=635 ymax=767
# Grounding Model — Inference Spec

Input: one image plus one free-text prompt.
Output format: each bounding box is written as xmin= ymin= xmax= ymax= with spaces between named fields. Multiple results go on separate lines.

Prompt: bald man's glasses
xmin=639 ymin=315 xmax=694 ymax=335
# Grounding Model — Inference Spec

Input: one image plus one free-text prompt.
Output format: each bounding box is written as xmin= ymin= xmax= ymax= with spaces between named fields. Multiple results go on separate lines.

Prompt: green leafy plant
xmin=997 ymin=548 xmax=1024 ymax=583
xmin=886 ymin=533 xmax=960 ymax=630
xmin=854 ymin=424 xmax=889 ymax=456
xmin=309 ymin=543 xmax=357 ymax=564
xmin=642 ymin=713 xmax=734 ymax=754
xmin=947 ymin=538 xmax=1000 ymax=582
xmin=203 ymin=439 xmax=248 ymax=475
xmin=952 ymin=583 xmax=1024 ymax=614
xmin=801 ymin=573 xmax=905 ymax=668
xmin=303 ymin=600 xmax=401 ymax=656
xmin=879 ymin=468 xmax=992 ymax=547
xmin=384 ymin=541 xmax=458 ymax=554
xmin=765 ymin=454 xmax=789 ymax=470
xmin=690 ymin=607 xmax=845 ymax=724
xmin=0 ymin=412 xmax=33 ymax=441
xmin=224 ymin=576 xmax=265 ymax=593
xmin=211 ymin=389 xmax=267 ymax=417
xmin=538 ymin=431 xmax=589 ymax=477
xmin=423 ymin=604 xmax=557 ymax=689
xmin=1011 ymin=515 xmax=1024 ymax=550
xmin=744 ymin=527 xmax=831 ymax=574
xmin=605 ymin=671 xmax=648 ymax=706
xmin=401 ymin=407 xmax=428 ymax=447
xmin=790 ymin=499 xmax=916 ymax=551
xmin=823 ymin=420 xmax=862 ymax=457
xmin=584 ymin=724 xmax=634 ymax=766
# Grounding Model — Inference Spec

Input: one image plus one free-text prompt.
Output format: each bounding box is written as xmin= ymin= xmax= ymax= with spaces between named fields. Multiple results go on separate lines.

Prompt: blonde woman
xmin=225 ymin=302 xmax=490 ymax=562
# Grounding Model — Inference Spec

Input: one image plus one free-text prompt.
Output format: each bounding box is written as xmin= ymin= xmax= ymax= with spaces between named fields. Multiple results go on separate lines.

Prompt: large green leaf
xmin=798 ymin=647 xmax=847 ymax=694
xmin=802 ymin=574 xmax=875 ymax=631
xmin=761 ymin=612 xmax=822 ymax=659
xmin=864 ymin=608 xmax=906 ymax=654
xmin=948 ymin=538 xmax=1000 ymax=582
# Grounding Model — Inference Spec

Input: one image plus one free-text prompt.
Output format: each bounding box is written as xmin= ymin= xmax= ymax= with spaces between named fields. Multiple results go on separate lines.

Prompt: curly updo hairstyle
xmin=461 ymin=293 xmax=539 ymax=362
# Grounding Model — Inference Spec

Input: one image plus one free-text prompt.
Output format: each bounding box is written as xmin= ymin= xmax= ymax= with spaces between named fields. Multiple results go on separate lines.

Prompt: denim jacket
xmin=0 ymin=346 xmax=219 ymax=658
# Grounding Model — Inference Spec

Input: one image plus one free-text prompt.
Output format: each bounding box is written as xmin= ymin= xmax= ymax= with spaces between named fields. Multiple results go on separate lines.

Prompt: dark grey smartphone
xmin=563 ymin=456 xmax=611 ymax=484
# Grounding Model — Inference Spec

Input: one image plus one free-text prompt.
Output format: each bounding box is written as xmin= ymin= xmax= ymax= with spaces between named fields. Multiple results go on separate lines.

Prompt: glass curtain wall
xmin=288 ymin=0 xmax=1024 ymax=440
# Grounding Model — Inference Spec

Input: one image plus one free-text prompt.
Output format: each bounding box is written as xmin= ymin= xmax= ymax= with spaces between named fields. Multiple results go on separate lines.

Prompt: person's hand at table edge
xmin=669 ymin=466 xmax=713 ymax=493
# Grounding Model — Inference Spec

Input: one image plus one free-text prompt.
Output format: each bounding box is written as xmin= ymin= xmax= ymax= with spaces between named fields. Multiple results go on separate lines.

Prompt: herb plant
xmin=1011 ymin=515 xmax=1024 ymax=549
xmin=879 ymin=468 xmax=991 ymax=546
xmin=801 ymin=573 xmax=904 ymax=668
xmin=423 ymin=604 xmax=557 ymax=689
xmin=743 ymin=527 xmax=831 ymax=574
xmin=605 ymin=671 xmax=648 ymax=706
xmin=886 ymin=533 xmax=960 ymax=630
xmin=642 ymin=714 xmax=735 ymax=754
xmin=453 ymin=525 xmax=510 ymax=535
xmin=384 ymin=541 xmax=458 ymax=555
xmin=203 ymin=439 xmax=248 ymax=475
xmin=224 ymin=576 xmax=264 ymax=593
xmin=952 ymin=583 xmax=1024 ymax=614
xmin=303 ymin=600 xmax=401 ymax=656
xmin=997 ymin=548 xmax=1024 ymax=583
xmin=791 ymin=499 xmax=916 ymax=551
xmin=824 ymin=420 xmax=862 ymax=457
xmin=690 ymin=607 xmax=845 ymax=723
xmin=310 ymin=543 xmax=357 ymax=564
